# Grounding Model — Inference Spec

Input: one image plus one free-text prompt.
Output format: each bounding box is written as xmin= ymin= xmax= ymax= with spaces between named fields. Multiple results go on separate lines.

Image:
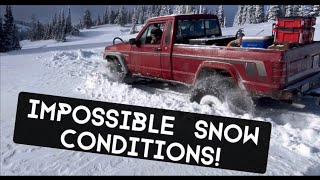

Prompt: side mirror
xmin=129 ymin=38 xmax=136 ymax=45
xmin=135 ymin=39 xmax=142 ymax=47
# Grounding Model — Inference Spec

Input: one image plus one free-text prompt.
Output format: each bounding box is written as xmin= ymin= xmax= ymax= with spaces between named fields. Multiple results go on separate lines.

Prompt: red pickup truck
xmin=103 ymin=14 xmax=320 ymax=112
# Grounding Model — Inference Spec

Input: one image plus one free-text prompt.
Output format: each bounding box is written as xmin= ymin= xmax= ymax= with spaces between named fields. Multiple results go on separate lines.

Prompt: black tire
xmin=106 ymin=59 xmax=133 ymax=84
xmin=190 ymin=76 xmax=254 ymax=115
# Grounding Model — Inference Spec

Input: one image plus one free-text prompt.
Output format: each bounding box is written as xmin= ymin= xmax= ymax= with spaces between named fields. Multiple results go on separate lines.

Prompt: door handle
xmin=153 ymin=47 xmax=161 ymax=51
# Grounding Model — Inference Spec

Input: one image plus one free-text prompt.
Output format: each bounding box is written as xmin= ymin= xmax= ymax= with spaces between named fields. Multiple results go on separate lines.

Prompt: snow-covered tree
xmin=198 ymin=5 xmax=208 ymax=14
xmin=212 ymin=7 xmax=218 ymax=15
xmin=279 ymin=5 xmax=287 ymax=17
xmin=174 ymin=5 xmax=183 ymax=14
xmin=304 ymin=5 xmax=313 ymax=16
xmin=291 ymin=5 xmax=300 ymax=16
xmin=298 ymin=5 xmax=305 ymax=16
xmin=96 ymin=15 xmax=102 ymax=26
xmin=109 ymin=9 xmax=117 ymax=24
xmin=233 ymin=5 xmax=244 ymax=26
xmin=244 ymin=5 xmax=256 ymax=24
xmin=114 ymin=6 xmax=127 ymax=27
xmin=267 ymin=5 xmax=281 ymax=21
xmin=130 ymin=9 xmax=138 ymax=35
xmin=43 ymin=23 xmax=52 ymax=40
xmin=285 ymin=5 xmax=294 ymax=17
xmin=137 ymin=5 xmax=148 ymax=24
xmin=55 ymin=10 xmax=66 ymax=42
xmin=241 ymin=5 xmax=248 ymax=24
xmin=12 ymin=24 xmax=20 ymax=50
xmin=198 ymin=5 xmax=203 ymax=14
xmin=255 ymin=5 xmax=265 ymax=23
xmin=185 ymin=5 xmax=195 ymax=14
xmin=83 ymin=9 xmax=93 ymax=29
xmin=102 ymin=6 xmax=108 ymax=24
xmin=160 ymin=5 xmax=171 ymax=16
xmin=223 ymin=16 xmax=227 ymax=28
xmin=3 ymin=5 xmax=21 ymax=51
xmin=65 ymin=7 xmax=72 ymax=34
xmin=217 ymin=5 xmax=225 ymax=27
xmin=314 ymin=5 xmax=320 ymax=16
xmin=0 ymin=13 xmax=5 ymax=52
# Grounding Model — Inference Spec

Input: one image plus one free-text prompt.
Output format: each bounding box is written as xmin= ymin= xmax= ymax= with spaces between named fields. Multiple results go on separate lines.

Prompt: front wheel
xmin=105 ymin=59 xmax=133 ymax=84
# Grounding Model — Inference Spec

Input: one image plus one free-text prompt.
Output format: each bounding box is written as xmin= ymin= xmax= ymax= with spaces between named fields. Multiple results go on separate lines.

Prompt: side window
xmin=138 ymin=22 xmax=165 ymax=45
xmin=139 ymin=26 xmax=152 ymax=44
xmin=165 ymin=21 xmax=172 ymax=45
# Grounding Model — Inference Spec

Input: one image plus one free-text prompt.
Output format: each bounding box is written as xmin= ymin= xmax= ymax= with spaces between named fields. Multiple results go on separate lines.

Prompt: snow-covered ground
xmin=1 ymin=19 xmax=320 ymax=175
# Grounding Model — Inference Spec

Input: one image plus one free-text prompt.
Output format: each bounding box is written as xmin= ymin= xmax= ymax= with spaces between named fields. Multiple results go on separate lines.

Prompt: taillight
xmin=272 ymin=62 xmax=287 ymax=88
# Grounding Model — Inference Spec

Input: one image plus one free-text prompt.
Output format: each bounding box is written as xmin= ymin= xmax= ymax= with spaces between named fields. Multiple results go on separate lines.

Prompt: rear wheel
xmin=190 ymin=76 xmax=254 ymax=114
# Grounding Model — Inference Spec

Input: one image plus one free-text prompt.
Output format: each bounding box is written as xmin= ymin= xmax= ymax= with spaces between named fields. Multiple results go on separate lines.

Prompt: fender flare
xmin=103 ymin=51 xmax=129 ymax=75
xmin=194 ymin=61 xmax=245 ymax=90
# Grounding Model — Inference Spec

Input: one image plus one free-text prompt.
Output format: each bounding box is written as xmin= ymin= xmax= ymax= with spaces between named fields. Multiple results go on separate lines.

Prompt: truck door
xmin=130 ymin=22 xmax=166 ymax=78
xmin=161 ymin=21 xmax=173 ymax=80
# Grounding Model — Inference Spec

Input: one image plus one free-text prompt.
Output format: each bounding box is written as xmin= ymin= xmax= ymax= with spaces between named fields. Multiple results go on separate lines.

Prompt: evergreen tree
xmin=103 ymin=6 xmax=108 ymax=24
xmin=12 ymin=24 xmax=21 ymax=49
xmin=304 ymin=5 xmax=313 ymax=16
xmin=285 ymin=5 xmax=294 ymax=17
xmin=267 ymin=5 xmax=281 ymax=21
xmin=3 ymin=5 xmax=21 ymax=51
xmin=212 ymin=7 xmax=218 ymax=15
xmin=30 ymin=14 xmax=38 ymax=41
xmin=60 ymin=10 xmax=66 ymax=41
xmin=185 ymin=5 xmax=195 ymax=14
xmin=298 ymin=5 xmax=305 ymax=16
xmin=83 ymin=9 xmax=93 ymax=29
xmin=233 ymin=5 xmax=244 ymax=26
xmin=66 ymin=7 xmax=72 ymax=34
xmin=202 ymin=5 xmax=208 ymax=14
xmin=244 ymin=5 xmax=255 ymax=24
xmin=199 ymin=5 xmax=203 ymax=14
xmin=265 ymin=5 xmax=269 ymax=21
xmin=108 ymin=6 xmax=112 ymax=24
xmin=255 ymin=5 xmax=265 ymax=23
xmin=109 ymin=9 xmax=116 ymax=24
xmin=174 ymin=5 xmax=183 ymax=14
xmin=313 ymin=5 xmax=320 ymax=16
xmin=43 ymin=23 xmax=52 ymax=40
xmin=291 ymin=5 xmax=300 ymax=16
xmin=280 ymin=5 xmax=287 ymax=17
xmin=0 ymin=13 xmax=5 ymax=52
xmin=241 ymin=5 xmax=248 ymax=24
xmin=114 ymin=6 xmax=127 ymax=26
xmin=160 ymin=5 xmax=171 ymax=16
xmin=36 ymin=20 xmax=44 ymax=40
xmin=130 ymin=15 xmax=138 ymax=34
xmin=217 ymin=5 xmax=225 ymax=27
xmin=96 ymin=15 xmax=102 ymax=26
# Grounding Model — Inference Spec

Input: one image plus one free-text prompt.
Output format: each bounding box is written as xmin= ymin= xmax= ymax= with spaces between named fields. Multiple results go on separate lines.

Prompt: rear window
xmin=175 ymin=19 xmax=221 ymax=44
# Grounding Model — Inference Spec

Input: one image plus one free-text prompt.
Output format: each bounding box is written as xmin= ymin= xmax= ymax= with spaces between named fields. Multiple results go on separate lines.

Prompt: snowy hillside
xmin=1 ymin=19 xmax=320 ymax=175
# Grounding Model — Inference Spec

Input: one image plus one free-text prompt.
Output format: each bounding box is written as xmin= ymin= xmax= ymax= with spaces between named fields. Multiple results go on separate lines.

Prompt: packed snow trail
xmin=1 ymin=21 xmax=320 ymax=175
xmin=2 ymin=48 xmax=320 ymax=175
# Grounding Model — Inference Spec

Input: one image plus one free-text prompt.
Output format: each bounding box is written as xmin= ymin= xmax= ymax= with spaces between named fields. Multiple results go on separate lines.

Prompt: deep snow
xmin=1 ymin=19 xmax=320 ymax=175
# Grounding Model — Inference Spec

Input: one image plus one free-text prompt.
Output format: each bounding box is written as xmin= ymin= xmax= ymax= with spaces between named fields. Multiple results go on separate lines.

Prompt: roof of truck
xmin=148 ymin=14 xmax=219 ymax=22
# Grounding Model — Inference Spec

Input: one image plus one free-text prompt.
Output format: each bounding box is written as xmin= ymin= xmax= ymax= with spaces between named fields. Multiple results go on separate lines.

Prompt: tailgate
xmin=284 ymin=42 xmax=320 ymax=86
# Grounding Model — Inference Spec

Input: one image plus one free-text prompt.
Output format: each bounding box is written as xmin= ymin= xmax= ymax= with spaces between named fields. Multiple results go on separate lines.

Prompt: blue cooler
xmin=241 ymin=36 xmax=274 ymax=48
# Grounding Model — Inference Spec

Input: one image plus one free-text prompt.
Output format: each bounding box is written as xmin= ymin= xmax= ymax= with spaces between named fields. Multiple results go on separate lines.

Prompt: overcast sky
xmin=1 ymin=5 xmax=238 ymax=27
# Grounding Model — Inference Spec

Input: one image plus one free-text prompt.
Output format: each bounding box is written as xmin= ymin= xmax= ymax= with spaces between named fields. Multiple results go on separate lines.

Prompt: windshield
xmin=176 ymin=19 xmax=221 ymax=44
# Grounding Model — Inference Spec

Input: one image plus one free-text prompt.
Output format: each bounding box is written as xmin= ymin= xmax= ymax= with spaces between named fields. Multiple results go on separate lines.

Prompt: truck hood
xmin=105 ymin=42 xmax=130 ymax=52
